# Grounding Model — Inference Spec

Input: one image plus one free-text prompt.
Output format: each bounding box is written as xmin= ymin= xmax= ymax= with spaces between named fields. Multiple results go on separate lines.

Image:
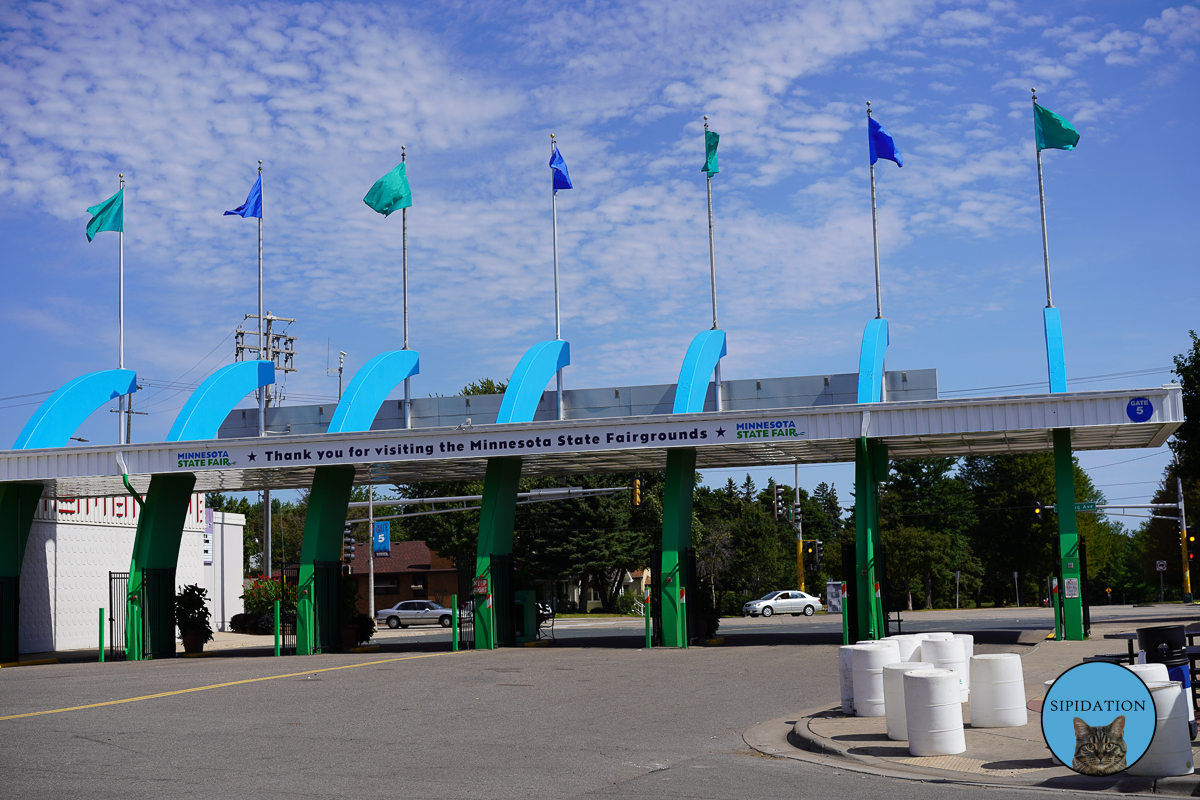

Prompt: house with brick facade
xmin=346 ymin=541 xmax=458 ymax=615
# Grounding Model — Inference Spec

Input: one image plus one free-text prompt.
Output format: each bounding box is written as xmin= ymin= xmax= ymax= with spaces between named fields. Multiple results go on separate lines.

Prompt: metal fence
xmin=456 ymin=597 xmax=475 ymax=650
xmin=279 ymin=566 xmax=299 ymax=656
xmin=108 ymin=572 xmax=128 ymax=661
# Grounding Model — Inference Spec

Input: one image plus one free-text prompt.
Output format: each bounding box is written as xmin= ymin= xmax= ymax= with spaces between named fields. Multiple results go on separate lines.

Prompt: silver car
xmin=376 ymin=600 xmax=453 ymax=629
xmin=742 ymin=590 xmax=822 ymax=618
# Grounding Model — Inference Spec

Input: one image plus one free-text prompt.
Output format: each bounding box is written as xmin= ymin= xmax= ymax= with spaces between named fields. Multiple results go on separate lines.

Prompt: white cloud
xmin=1144 ymin=5 xmax=1200 ymax=48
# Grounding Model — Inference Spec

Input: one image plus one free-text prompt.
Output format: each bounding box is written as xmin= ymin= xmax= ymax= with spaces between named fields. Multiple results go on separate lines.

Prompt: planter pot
xmin=181 ymin=630 xmax=206 ymax=654
xmin=341 ymin=624 xmax=358 ymax=649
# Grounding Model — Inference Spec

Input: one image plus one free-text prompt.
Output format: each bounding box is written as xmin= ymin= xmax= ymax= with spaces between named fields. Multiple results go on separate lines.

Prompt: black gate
xmin=144 ymin=568 xmax=177 ymax=659
xmin=455 ymin=561 xmax=475 ymax=650
xmin=491 ymin=554 xmax=515 ymax=647
xmin=279 ymin=566 xmax=299 ymax=656
xmin=1079 ymin=537 xmax=1091 ymax=638
xmin=313 ymin=561 xmax=342 ymax=654
xmin=0 ymin=576 xmax=18 ymax=663
xmin=841 ymin=540 xmax=859 ymax=644
xmin=108 ymin=572 xmax=128 ymax=661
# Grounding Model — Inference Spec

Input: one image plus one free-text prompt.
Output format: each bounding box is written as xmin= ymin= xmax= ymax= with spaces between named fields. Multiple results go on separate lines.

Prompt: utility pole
xmin=794 ymin=464 xmax=803 ymax=593
xmin=368 ymin=486 xmax=375 ymax=620
xmin=236 ymin=311 xmax=298 ymax=576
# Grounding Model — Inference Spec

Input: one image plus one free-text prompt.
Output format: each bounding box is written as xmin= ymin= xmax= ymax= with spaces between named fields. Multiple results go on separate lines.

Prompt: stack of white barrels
xmin=838 ymin=632 xmax=1027 ymax=757
xmin=1123 ymin=663 xmax=1195 ymax=777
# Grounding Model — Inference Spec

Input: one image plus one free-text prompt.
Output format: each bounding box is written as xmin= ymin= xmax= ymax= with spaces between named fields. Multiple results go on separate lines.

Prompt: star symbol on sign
xmin=716 ymin=427 xmax=726 ymax=437
xmin=247 ymin=452 xmax=257 ymax=461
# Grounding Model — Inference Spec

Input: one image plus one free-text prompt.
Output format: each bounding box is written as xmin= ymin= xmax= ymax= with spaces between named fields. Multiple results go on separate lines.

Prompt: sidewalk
xmin=744 ymin=622 xmax=1200 ymax=795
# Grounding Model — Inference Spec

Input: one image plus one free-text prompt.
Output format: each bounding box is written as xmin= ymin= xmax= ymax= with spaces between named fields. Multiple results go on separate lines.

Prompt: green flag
xmin=701 ymin=130 xmax=719 ymax=176
xmin=363 ymin=162 xmax=413 ymax=217
xmin=86 ymin=188 xmax=124 ymax=242
xmin=1034 ymin=103 xmax=1080 ymax=152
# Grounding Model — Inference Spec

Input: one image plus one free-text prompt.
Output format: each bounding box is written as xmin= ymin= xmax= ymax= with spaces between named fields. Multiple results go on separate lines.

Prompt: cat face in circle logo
xmin=1072 ymin=715 xmax=1127 ymax=776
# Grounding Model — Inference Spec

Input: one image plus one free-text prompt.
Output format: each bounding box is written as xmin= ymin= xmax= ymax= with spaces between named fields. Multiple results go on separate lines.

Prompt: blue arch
xmin=167 ymin=361 xmax=275 ymax=442
xmin=327 ymin=350 xmax=421 ymax=434
xmin=496 ymin=340 xmax=570 ymax=424
xmin=1043 ymin=307 xmax=1067 ymax=394
xmin=14 ymin=369 xmax=138 ymax=450
xmin=673 ymin=329 xmax=727 ymax=414
xmin=856 ymin=318 xmax=890 ymax=404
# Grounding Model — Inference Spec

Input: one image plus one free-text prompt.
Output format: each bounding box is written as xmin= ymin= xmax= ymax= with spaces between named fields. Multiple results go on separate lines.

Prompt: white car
xmin=743 ymin=590 xmax=822 ymax=618
xmin=376 ymin=600 xmax=453 ymax=629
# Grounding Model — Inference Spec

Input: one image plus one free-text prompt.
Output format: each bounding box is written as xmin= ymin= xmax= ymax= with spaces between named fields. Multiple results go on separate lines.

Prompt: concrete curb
xmin=745 ymin=706 xmax=1200 ymax=794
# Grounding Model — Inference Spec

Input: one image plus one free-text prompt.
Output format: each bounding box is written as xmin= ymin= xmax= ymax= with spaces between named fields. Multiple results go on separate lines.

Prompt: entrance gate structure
xmin=0 ymin=339 xmax=1184 ymax=659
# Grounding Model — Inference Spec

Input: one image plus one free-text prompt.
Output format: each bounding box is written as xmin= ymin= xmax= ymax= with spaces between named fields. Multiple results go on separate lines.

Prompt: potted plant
xmin=176 ymin=584 xmax=214 ymax=654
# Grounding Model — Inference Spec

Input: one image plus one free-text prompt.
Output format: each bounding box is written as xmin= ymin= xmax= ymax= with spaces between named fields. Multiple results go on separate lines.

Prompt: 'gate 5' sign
xmin=1126 ymin=397 xmax=1154 ymax=422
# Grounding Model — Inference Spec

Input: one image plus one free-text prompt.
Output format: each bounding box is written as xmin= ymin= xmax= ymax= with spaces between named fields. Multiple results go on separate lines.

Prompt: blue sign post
xmin=374 ymin=521 xmax=391 ymax=555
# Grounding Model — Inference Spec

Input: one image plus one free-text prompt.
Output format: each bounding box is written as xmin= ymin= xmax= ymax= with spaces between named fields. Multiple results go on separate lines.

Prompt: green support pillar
xmin=125 ymin=473 xmax=197 ymax=660
xmin=854 ymin=438 xmax=887 ymax=641
xmin=0 ymin=483 xmax=42 ymax=663
xmin=660 ymin=448 xmax=696 ymax=648
xmin=1053 ymin=429 xmax=1085 ymax=641
xmin=297 ymin=466 xmax=355 ymax=655
xmin=474 ymin=457 xmax=522 ymax=650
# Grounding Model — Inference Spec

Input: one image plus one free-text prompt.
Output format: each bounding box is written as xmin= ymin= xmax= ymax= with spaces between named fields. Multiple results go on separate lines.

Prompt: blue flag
xmin=549 ymin=145 xmax=572 ymax=190
xmin=868 ymin=117 xmax=902 ymax=167
xmin=225 ymin=175 xmax=263 ymax=218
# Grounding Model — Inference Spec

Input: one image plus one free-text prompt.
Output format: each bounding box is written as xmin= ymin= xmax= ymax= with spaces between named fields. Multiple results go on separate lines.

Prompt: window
xmin=411 ymin=574 xmax=427 ymax=599
xmin=375 ymin=576 xmax=400 ymax=596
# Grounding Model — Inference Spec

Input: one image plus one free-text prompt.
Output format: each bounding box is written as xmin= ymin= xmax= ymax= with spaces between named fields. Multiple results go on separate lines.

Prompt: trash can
xmin=1137 ymin=625 xmax=1196 ymax=740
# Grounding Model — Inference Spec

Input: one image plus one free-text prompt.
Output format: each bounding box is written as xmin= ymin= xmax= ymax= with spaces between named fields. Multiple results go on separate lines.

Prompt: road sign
xmin=473 ymin=577 xmax=489 ymax=594
xmin=1075 ymin=502 xmax=1097 ymax=512
xmin=1156 ymin=560 xmax=1167 ymax=572
xmin=1064 ymin=578 xmax=1079 ymax=598
xmin=373 ymin=521 xmax=391 ymax=555
xmin=1126 ymin=397 xmax=1154 ymax=422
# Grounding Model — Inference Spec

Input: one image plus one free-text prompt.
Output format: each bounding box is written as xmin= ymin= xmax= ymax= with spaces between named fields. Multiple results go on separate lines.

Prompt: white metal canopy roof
xmin=0 ymin=385 xmax=1181 ymax=498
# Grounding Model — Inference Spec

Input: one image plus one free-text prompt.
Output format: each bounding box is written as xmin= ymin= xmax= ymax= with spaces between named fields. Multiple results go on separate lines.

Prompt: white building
xmin=19 ymin=494 xmax=244 ymax=654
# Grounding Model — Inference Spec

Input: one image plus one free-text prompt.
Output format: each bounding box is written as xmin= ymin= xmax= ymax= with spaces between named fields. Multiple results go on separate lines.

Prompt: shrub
xmin=175 ymin=584 xmax=214 ymax=643
xmin=241 ymin=578 xmax=297 ymax=616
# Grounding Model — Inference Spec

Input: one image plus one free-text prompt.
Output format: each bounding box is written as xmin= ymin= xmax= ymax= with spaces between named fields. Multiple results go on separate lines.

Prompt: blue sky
xmin=1 ymin=0 xmax=1197 ymax=511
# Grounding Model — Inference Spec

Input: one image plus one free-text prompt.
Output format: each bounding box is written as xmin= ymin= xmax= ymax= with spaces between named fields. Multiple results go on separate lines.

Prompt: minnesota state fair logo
xmin=176 ymin=450 xmax=235 ymax=468
xmin=735 ymin=420 xmax=803 ymax=440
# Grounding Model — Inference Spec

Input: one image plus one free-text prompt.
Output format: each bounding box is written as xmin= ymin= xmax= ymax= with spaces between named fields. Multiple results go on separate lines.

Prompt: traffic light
xmin=632 ymin=478 xmax=642 ymax=508
xmin=774 ymin=484 xmax=786 ymax=520
xmin=1188 ymin=531 xmax=1195 ymax=562
xmin=342 ymin=524 xmax=356 ymax=561
xmin=1032 ymin=500 xmax=1044 ymax=520
xmin=814 ymin=540 xmax=824 ymax=568
xmin=793 ymin=503 xmax=803 ymax=528
xmin=804 ymin=541 xmax=816 ymax=561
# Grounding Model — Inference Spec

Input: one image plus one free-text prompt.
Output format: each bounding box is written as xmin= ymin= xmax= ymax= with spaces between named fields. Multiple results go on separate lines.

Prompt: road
xmin=0 ymin=604 xmax=1193 ymax=799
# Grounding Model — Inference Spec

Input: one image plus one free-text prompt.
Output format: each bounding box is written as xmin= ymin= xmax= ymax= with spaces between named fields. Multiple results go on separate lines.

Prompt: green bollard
xmin=451 ymin=594 xmax=459 ymax=652
xmin=273 ymin=600 xmax=281 ymax=657
xmin=99 ymin=607 xmax=105 ymax=663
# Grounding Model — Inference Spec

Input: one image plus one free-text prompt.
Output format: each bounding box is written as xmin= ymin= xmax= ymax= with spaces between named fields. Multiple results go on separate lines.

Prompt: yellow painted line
xmin=0 ymin=658 xmax=58 ymax=668
xmin=0 ymin=651 xmax=460 ymax=722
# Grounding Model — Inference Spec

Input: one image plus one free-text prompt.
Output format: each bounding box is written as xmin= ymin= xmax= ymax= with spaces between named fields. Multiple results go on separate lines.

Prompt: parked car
xmin=376 ymin=600 xmax=453 ymax=629
xmin=742 ymin=590 xmax=822 ymax=618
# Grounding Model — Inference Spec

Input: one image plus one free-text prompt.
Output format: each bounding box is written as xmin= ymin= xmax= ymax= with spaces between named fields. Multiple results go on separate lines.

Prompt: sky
xmin=1 ymin=0 xmax=1197 ymax=514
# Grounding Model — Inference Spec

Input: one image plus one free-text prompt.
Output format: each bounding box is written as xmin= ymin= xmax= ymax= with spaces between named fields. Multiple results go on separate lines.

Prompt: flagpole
xmin=257 ymin=160 xmax=265 ymax=437
xmin=866 ymin=102 xmax=883 ymax=320
xmin=703 ymin=116 xmax=723 ymax=411
xmin=1032 ymin=89 xmax=1053 ymax=309
xmin=118 ymin=173 xmax=125 ymax=445
xmin=402 ymin=146 xmax=412 ymax=428
xmin=551 ymin=133 xmax=564 ymax=420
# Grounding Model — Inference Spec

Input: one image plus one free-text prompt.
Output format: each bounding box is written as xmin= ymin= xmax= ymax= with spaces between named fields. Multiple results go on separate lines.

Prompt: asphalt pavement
xmin=1 ymin=604 xmax=1195 ymax=799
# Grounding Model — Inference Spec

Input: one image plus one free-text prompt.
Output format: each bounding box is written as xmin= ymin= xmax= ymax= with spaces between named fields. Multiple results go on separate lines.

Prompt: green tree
xmin=1170 ymin=330 xmax=1200 ymax=482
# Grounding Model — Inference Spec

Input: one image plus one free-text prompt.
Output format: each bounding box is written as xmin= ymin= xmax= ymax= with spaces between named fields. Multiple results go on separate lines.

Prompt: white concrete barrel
xmin=1126 ymin=663 xmax=1170 ymax=683
xmin=1127 ymin=681 xmax=1195 ymax=777
xmin=953 ymin=633 xmax=974 ymax=694
xmin=884 ymin=660 xmax=933 ymax=740
xmin=923 ymin=631 xmax=953 ymax=640
xmin=838 ymin=645 xmax=859 ymax=714
xmin=882 ymin=634 xmax=924 ymax=662
xmin=904 ymin=668 xmax=966 ymax=756
xmin=969 ymin=654 xmax=1027 ymax=728
xmin=852 ymin=644 xmax=900 ymax=717
xmin=920 ymin=637 xmax=968 ymax=702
